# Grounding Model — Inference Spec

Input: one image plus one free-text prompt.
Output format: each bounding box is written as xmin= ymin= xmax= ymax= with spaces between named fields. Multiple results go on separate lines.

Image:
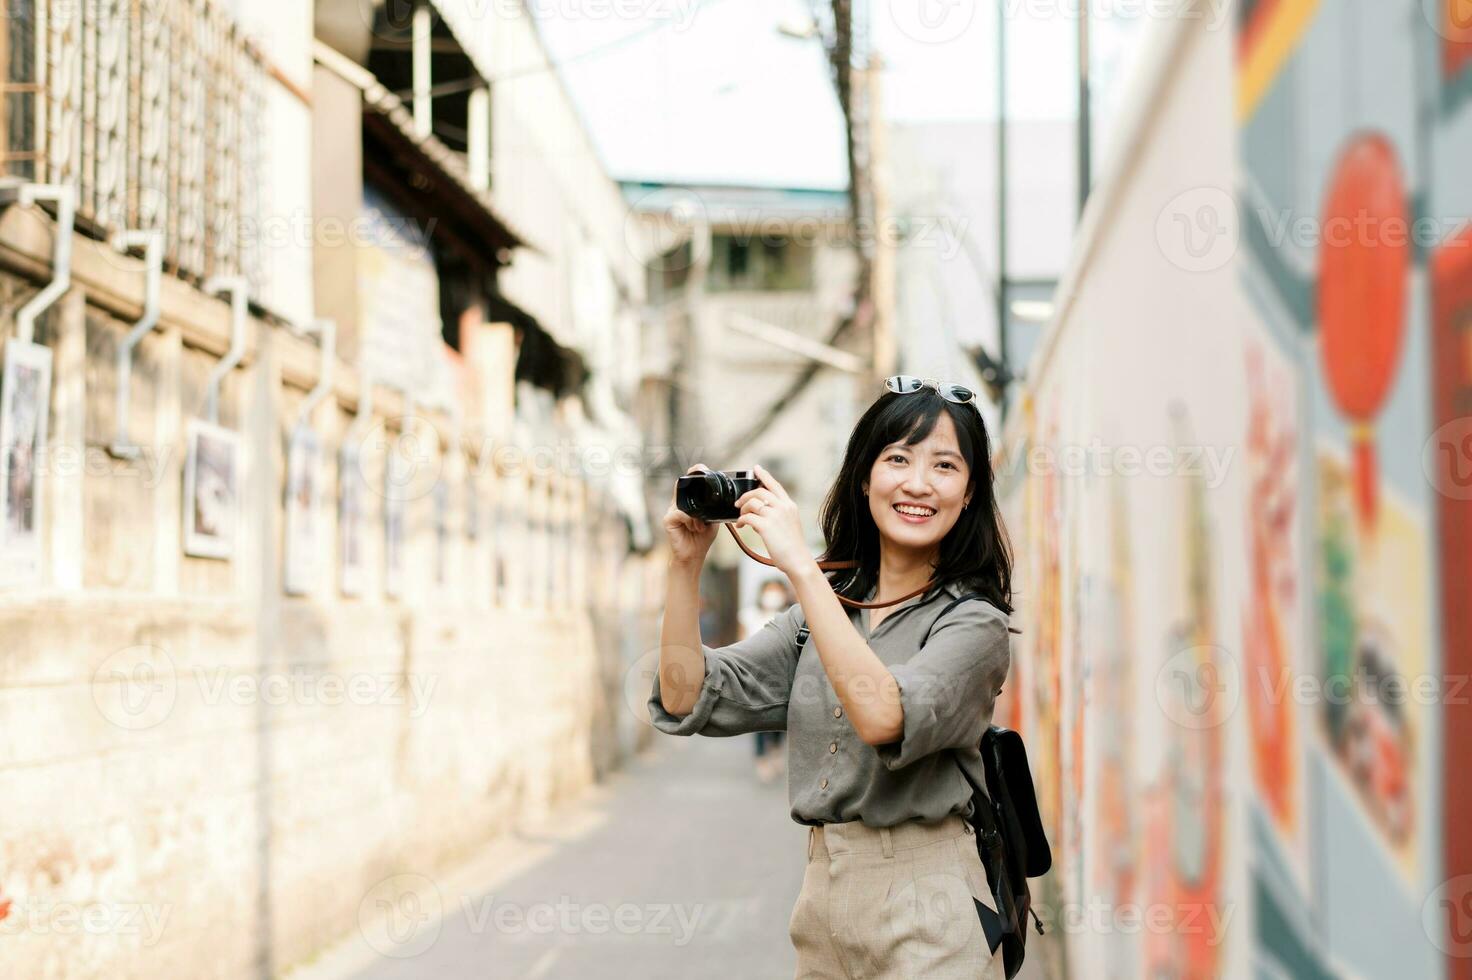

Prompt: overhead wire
xmin=388 ymin=0 xmax=725 ymax=100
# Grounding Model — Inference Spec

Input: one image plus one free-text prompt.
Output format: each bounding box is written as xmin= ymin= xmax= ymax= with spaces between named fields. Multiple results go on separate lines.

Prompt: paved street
xmin=343 ymin=735 xmax=807 ymax=980
xmin=297 ymin=734 xmax=1050 ymax=980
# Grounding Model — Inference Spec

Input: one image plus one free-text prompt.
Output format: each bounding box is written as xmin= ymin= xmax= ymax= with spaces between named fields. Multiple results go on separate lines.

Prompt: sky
xmin=529 ymin=0 xmax=1152 ymax=189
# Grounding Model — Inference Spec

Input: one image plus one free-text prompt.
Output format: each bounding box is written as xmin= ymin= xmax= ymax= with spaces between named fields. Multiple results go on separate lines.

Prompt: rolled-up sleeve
xmin=647 ymin=604 xmax=803 ymax=737
xmin=873 ymin=600 xmax=1012 ymax=770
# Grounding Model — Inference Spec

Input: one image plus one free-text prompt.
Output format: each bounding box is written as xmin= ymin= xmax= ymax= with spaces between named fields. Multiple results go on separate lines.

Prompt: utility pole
xmin=996 ymin=0 xmax=1010 ymax=422
xmin=868 ymin=53 xmax=896 ymax=384
xmin=1078 ymin=0 xmax=1092 ymax=218
xmin=719 ymin=0 xmax=879 ymax=457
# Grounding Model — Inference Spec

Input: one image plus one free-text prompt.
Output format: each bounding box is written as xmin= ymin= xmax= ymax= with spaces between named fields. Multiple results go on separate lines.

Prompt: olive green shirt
xmin=647 ymin=580 xmax=1012 ymax=828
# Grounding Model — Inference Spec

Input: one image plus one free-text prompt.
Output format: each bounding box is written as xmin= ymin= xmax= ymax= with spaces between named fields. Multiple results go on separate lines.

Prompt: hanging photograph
xmin=182 ymin=417 xmax=240 ymax=560
xmin=465 ymin=470 xmax=480 ymax=542
xmin=384 ymin=450 xmax=405 ymax=598
xmin=492 ymin=492 xmax=507 ymax=606
xmin=433 ymin=477 xmax=449 ymax=585
xmin=0 ymin=339 xmax=53 ymax=584
xmin=283 ymin=426 xmax=320 ymax=595
xmin=339 ymin=443 xmax=366 ymax=597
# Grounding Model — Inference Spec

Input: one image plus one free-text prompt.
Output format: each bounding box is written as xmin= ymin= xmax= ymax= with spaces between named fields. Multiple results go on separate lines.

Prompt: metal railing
xmin=0 ymin=0 xmax=266 ymax=293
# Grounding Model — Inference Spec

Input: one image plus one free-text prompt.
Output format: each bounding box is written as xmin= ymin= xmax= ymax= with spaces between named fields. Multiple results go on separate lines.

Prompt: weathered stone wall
xmin=0 ymin=210 xmax=658 ymax=979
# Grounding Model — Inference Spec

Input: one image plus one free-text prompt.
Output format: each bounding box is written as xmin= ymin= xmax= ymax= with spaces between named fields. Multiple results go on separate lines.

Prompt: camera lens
xmin=709 ymin=471 xmax=735 ymax=506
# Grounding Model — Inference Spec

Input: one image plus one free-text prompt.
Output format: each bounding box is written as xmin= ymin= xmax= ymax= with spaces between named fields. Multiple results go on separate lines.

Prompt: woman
xmin=649 ymin=377 xmax=1013 ymax=979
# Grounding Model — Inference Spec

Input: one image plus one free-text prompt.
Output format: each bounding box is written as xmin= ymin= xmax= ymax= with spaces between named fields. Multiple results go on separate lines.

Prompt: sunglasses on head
xmin=883 ymin=375 xmax=977 ymax=406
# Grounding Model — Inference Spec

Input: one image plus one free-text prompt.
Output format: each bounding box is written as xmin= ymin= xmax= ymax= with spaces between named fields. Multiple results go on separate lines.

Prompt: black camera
xmin=675 ymin=469 xmax=761 ymax=524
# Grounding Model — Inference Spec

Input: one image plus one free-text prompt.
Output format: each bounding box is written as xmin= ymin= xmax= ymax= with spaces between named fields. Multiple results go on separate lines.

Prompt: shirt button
xmin=820 ymin=778 xmax=828 ymax=789
xmin=833 ymin=706 xmax=842 ymax=718
xmin=829 ymin=742 xmax=838 ymax=753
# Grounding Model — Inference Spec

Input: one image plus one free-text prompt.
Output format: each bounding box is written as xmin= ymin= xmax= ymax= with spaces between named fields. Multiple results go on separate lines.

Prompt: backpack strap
xmin=795 ymin=625 xmax=810 ymax=648
xmin=920 ymin=592 xmax=988 ymax=648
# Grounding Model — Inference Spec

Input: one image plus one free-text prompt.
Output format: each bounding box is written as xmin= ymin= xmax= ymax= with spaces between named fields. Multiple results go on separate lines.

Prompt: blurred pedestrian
xmin=741 ymin=578 xmax=794 ymax=783
xmin=650 ymin=377 xmax=1013 ymax=979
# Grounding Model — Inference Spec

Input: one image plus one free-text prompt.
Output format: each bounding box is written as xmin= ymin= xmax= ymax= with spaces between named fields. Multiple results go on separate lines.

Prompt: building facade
xmin=626 ymin=180 xmax=863 ymax=636
xmin=0 ymin=0 xmax=662 ymax=975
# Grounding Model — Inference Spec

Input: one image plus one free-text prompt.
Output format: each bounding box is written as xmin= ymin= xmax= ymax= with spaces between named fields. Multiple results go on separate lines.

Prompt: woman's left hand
xmin=734 ymin=464 xmax=814 ymax=578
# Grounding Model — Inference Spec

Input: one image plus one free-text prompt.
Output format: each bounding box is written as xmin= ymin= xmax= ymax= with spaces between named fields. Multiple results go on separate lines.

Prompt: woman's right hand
xmin=664 ymin=464 xmax=720 ymax=566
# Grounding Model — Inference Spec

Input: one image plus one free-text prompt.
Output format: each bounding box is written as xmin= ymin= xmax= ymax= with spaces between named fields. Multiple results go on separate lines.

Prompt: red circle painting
xmin=1317 ymin=133 xmax=1410 ymax=530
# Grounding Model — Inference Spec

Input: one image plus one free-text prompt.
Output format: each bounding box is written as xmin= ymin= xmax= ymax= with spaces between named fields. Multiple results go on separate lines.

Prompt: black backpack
xmin=925 ymin=593 xmax=1051 ymax=979
xmin=959 ymin=726 xmax=1050 ymax=978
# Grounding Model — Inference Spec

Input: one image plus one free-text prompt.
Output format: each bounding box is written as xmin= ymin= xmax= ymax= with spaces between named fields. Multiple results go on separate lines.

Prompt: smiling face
xmin=862 ymin=410 xmax=973 ymax=559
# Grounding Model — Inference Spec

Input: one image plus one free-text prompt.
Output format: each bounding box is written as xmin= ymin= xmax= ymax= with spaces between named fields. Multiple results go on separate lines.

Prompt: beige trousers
xmin=789 ymin=813 xmax=1009 ymax=980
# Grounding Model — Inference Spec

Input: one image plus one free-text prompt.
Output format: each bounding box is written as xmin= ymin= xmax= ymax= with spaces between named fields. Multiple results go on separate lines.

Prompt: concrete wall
xmin=0 ymin=205 xmax=656 ymax=978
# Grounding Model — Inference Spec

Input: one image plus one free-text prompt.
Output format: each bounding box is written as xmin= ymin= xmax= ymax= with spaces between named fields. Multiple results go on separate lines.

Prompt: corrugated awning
xmin=314 ymin=41 xmax=537 ymax=261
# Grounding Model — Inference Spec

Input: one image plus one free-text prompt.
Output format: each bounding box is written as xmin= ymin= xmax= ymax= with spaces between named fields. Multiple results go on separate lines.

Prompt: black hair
xmin=816 ymin=389 xmax=1013 ymax=614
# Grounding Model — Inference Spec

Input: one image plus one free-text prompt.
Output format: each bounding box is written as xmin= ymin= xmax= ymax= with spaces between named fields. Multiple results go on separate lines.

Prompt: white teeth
xmin=894 ymin=504 xmax=935 ymax=517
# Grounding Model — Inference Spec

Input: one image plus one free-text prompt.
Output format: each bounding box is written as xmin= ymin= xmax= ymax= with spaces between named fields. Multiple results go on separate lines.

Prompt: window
xmin=367 ymin=1 xmax=490 ymax=185
xmin=709 ymin=234 xmax=813 ymax=291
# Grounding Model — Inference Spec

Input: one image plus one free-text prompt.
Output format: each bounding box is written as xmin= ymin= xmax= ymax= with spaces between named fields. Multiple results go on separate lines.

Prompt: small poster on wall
xmin=0 ymin=339 xmax=52 ymax=585
xmin=491 ymin=494 xmax=506 ymax=605
xmin=339 ymin=444 xmax=366 ymax=597
xmin=465 ymin=471 xmax=480 ymax=542
xmin=433 ymin=478 xmax=448 ymax=585
xmin=284 ymin=427 xmax=320 ymax=595
xmin=182 ymin=417 xmax=240 ymax=560
xmin=384 ymin=451 xmax=405 ymax=598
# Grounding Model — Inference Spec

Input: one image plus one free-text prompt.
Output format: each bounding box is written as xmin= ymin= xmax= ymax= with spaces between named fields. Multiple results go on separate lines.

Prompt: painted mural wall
xmin=997 ymin=2 xmax=1472 ymax=977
